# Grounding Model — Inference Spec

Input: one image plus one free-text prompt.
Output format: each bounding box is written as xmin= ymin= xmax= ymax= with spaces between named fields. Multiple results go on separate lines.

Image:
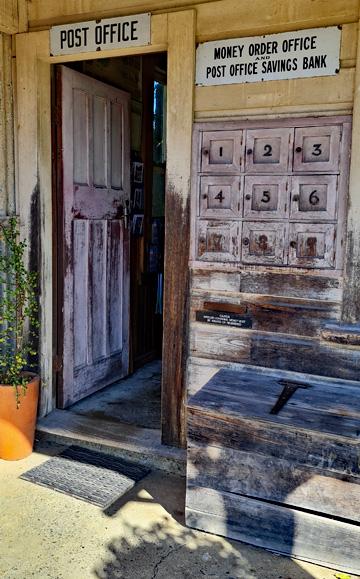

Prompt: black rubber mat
xmin=20 ymin=445 xmax=150 ymax=508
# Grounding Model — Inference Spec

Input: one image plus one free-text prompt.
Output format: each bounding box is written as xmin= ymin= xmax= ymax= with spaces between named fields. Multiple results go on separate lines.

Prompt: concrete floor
xmin=1 ymin=445 xmax=357 ymax=579
xmin=70 ymin=361 xmax=162 ymax=430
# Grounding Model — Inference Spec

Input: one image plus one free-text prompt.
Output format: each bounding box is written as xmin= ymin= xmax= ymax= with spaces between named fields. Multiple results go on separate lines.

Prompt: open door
xmin=57 ymin=65 xmax=131 ymax=407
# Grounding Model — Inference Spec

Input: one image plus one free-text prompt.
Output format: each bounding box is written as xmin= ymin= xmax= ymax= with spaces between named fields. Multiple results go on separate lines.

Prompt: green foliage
xmin=0 ymin=217 xmax=39 ymax=406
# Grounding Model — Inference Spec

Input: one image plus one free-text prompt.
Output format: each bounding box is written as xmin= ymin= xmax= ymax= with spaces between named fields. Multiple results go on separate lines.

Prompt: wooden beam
xmin=0 ymin=33 xmax=15 ymax=216
xmin=0 ymin=0 xmax=18 ymax=34
xmin=196 ymin=0 xmax=359 ymax=42
xmin=16 ymin=31 xmax=54 ymax=416
xmin=162 ymin=9 xmax=195 ymax=447
xmin=342 ymin=19 xmax=360 ymax=323
xmin=195 ymin=69 xmax=355 ymax=117
xmin=27 ymin=0 xmax=214 ymax=30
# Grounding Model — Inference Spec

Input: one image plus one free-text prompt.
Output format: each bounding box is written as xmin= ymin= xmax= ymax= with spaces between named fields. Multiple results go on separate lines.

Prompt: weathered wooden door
xmin=58 ymin=65 xmax=130 ymax=407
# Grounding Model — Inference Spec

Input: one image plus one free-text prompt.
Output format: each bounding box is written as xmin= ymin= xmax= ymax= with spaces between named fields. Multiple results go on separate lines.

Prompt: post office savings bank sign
xmin=196 ymin=27 xmax=341 ymax=85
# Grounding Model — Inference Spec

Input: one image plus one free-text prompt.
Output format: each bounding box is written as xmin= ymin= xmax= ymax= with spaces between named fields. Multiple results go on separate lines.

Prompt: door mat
xmin=20 ymin=445 xmax=150 ymax=508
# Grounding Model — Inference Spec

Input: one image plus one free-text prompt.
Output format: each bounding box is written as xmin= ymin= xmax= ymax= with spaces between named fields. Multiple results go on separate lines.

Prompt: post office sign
xmin=196 ymin=26 xmax=341 ymax=86
xmin=50 ymin=13 xmax=151 ymax=56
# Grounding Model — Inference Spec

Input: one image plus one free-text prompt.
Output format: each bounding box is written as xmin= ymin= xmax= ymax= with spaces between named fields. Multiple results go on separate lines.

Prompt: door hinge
xmin=53 ymin=354 xmax=63 ymax=373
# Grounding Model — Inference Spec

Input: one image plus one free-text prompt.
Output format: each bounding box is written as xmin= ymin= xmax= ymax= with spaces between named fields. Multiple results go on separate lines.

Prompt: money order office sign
xmin=196 ymin=27 xmax=341 ymax=86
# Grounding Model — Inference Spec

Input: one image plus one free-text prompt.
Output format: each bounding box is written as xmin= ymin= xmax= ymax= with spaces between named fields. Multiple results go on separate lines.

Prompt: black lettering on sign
xmin=263 ymin=144 xmax=272 ymax=157
xmin=261 ymin=190 xmax=271 ymax=203
xmin=196 ymin=310 xmax=253 ymax=329
xmin=312 ymin=143 xmax=322 ymax=157
xmin=309 ymin=190 xmax=320 ymax=205
xmin=215 ymin=190 xmax=225 ymax=203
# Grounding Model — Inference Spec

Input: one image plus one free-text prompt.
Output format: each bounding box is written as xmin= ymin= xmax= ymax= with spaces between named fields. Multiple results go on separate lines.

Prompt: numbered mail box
xmin=241 ymin=222 xmax=288 ymax=265
xmin=288 ymin=223 xmax=336 ymax=269
xmin=199 ymin=176 xmax=242 ymax=218
xmin=201 ymin=130 xmax=243 ymax=173
xmin=293 ymin=125 xmax=341 ymax=173
xmin=290 ymin=175 xmax=338 ymax=220
xmin=244 ymin=176 xmax=289 ymax=219
xmin=245 ymin=128 xmax=293 ymax=173
xmin=197 ymin=220 xmax=241 ymax=262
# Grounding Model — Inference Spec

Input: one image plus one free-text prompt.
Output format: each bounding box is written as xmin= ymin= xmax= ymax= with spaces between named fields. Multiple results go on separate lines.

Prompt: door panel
xmin=245 ymin=128 xmax=293 ymax=173
xmin=293 ymin=126 xmax=341 ymax=172
xmin=288 ymin=223 xmax=336 ymax=269
xmin=199 ymin=175 xmax=242 ymax=218
xmin=197 ymin=220 xmax=241 ymax=262
xmin=244 ymin=176 xmax=289 ymax=219
xmin=290 ymin=176 xmax=338 ymax=221
xmin=242 ymin=221 xmax=288 ymax=265
xmin=59 ymin=66 xmax=130 ymax=407
xmin=201 ymin=130 xmax=243 ymax=173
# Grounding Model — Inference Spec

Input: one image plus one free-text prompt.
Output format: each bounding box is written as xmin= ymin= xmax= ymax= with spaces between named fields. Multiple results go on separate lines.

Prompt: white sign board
xmin=50 ymin=13 xmax=151 ymax=56
xmin=196 ymin=26 xmax=341 ymax=86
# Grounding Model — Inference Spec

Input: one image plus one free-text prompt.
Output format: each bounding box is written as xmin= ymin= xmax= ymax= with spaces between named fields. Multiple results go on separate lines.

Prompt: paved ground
xmin=0 ymin=446 xmax=357 ymax=579
xmin=70 ymin=361 xmax=161 ymax=430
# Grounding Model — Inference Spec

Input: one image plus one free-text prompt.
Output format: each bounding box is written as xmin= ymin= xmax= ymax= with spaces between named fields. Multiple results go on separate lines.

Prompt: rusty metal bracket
xmin=270 ymin=379 xmax=312 ymax=415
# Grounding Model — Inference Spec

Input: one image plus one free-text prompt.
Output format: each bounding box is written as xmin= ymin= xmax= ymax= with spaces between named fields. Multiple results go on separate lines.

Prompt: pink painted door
xmin=59 ymin=66 xmax=130 ymax=407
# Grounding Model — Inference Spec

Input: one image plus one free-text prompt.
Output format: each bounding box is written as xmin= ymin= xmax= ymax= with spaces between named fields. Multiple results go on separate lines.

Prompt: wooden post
xmin=342 ymin=21 xmax=360 ymax=323
xmin=16 ymin=31 xmax=54 ymax=416
xmin=162 ymin=10 xmax=195 ymax=447
xmin=0 ymin=33 xmax=15 ymax=217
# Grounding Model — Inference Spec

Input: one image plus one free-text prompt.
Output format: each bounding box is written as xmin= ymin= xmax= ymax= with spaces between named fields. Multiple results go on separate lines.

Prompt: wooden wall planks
xmin=186 ymin=486 xmax=360 ymax=574
xmin=190 ymin=292 xmax=341 ymax=337
xmin=186 ymin=368 xmax=360 ymax=573
xmin=27 ymin=0 xmax=359 ymax=38
xmin=188 ymin=441 xmax=360 ymax=522
xmin=194 ymin=70 xmax=355 ymax=118
xmin=190 ymin=322 xmax=360 ymax=380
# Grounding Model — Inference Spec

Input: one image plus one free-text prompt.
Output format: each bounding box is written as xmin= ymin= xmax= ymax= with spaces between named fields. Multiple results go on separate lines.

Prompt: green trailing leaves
xmin=0 ymin=217 xmax=39 ymax=406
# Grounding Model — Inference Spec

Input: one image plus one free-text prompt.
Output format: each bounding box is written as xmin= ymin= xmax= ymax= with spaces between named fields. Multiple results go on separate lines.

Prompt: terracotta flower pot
xmin=0 ymin=374 xmax=40 ymax=460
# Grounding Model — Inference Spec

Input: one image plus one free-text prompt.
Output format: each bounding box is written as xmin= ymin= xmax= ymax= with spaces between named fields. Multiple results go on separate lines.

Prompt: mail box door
xmin=200 ymin=176 xmax=242 ymax=218
xmin=244 ymin=176 xmax=289 ymax=219
xmin=241 ymin=222 xmax=288 ymax=265
xmin=245 ymin=128 xmax=293 ymax=173
xmin=293 ymin=126 xmax=341 ymax=173
xmin=197 ymin=220 xmax=241 ymax=262
xmin=201 ymin=130 xmax=243 ymax=173
xmin=290 ymin=176 xmax=338 ymax=221
xmin=288 ymin=223 xmax=336 ymax=268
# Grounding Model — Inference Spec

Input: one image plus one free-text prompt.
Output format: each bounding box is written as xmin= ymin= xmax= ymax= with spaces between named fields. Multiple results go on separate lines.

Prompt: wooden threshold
xmin=36 ymin=410 xmax=186 ymax=475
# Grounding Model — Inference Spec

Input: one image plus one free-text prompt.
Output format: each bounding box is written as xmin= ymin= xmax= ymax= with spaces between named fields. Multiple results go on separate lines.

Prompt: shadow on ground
xmin=94 ymin=473 xmax=316 ymax=579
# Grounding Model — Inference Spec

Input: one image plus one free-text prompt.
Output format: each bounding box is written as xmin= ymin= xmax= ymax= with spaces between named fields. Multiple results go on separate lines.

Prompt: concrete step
xmin=36 ymin=409 xmax=186 ymax=475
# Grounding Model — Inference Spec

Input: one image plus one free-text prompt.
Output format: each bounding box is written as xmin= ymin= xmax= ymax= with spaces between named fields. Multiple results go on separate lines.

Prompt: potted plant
xmin=0 ymin=217 xmax=40 ymax=460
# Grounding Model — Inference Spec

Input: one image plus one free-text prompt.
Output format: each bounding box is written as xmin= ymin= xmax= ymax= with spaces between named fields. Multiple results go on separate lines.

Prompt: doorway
xmin=53 ymin=54 xmax=167 ymax=433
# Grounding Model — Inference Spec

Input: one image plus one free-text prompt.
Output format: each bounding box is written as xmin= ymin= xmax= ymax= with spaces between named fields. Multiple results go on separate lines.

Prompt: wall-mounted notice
xmin=196 ymin=26 xmax=341 ymax=86
xmin=50 ymin=13 xmax=150 ymax=56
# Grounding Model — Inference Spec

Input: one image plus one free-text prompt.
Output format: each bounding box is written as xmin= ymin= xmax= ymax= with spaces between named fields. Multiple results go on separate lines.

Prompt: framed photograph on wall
xmin=133 ymin=162 xmax=144 ymax=184
xmin=132 ymin=214 xmax=144 ymax=237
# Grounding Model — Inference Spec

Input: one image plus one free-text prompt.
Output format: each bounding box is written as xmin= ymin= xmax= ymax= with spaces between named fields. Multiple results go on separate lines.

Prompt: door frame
xmin=15 ymin=10 xmax=195 ymax=447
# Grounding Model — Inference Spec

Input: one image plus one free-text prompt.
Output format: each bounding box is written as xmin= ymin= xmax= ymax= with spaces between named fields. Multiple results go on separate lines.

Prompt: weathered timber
xmin=191 ymin=293 xmax=340 ymax=337
xmin=190 ymin=322 xmax=360 ymax=380
xmin=186 ymin=367 xmax=360 ymax=573
xmin=161 ymin=10 xmax=195 ymax=447
xmin=188 ymin=442 xmax=360 ymax=522
xmin=186 ymin=487 xmax=360 ymax=575
xmin=191 ymin=268 xmax=343 ymax=302
xmin=321 ymin=322 xmax=360 ymax=346
xmin=188 ymin=408 xmax=360 ymax=477
xmin=188 ymin=368 xmax=360 ymax=445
